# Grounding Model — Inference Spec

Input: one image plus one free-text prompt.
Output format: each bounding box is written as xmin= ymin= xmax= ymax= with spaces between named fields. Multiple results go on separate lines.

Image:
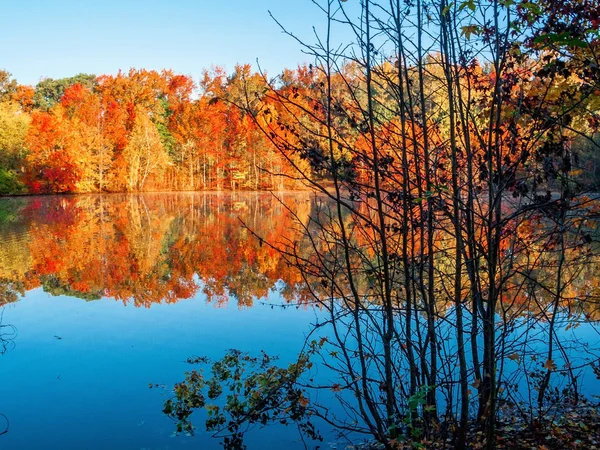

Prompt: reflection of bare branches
xmin=0 ymin=308 xmax=15 ymax=438
xmin=0 ymin=308 xmax=17 ymax=355
xmin=0 ymin=413 xmax=8 ymax=436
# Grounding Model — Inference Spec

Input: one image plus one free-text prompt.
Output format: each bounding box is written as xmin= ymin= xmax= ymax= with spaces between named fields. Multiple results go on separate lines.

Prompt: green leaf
xmin=534 ymin=33 xmax=588 ymax=48
xmin=563 ymin=38 xmax=588 ymax=48
xmin=522 ymin=2 xmax=542 ymax=15
xmin=458 ymin=0 xmax=476 ymax=12
xmin=442 ymin=2 xmax=454 ymax=16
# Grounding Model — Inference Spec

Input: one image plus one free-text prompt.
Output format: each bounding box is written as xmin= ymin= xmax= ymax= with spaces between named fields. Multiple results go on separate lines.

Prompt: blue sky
xmin=0 ymin=0 xmax=356 ymax=86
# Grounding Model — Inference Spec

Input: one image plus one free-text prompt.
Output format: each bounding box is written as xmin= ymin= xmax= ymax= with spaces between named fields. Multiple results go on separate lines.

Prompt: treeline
xmin=0 ymin=67 xmax=307 ymax=194
xmin=1 ymin=57 xmax=598 ymax=195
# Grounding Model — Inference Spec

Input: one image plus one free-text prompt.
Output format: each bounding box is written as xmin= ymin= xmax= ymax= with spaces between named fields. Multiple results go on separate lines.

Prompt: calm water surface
xmin=2 ymin=192 xmax=600 ymax=449
xmin=0 ymin=193 xmax=338 ymax=450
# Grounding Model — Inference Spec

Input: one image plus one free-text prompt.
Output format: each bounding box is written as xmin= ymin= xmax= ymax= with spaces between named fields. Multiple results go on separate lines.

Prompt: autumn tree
xmin=0 ymin=100 xmax=29 ymax=193
xmin=119 ymin=107 xmax=170 ymax=191
xmin=0 ymin=70 xmax=18 ymax=103
xmin=24 ymin=109 xmax=81 ymax=193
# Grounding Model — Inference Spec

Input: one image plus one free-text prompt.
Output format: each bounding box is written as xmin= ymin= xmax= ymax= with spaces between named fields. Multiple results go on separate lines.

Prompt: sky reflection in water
xmin=1 ymin=192 xmax=600 ymax=449
xmin=0 ymin=193 xmax=334 ymax=450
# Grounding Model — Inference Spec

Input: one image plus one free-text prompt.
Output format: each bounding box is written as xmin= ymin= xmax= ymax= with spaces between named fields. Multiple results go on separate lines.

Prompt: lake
xmin=0 ymin=192 xmax=344 ymax=450
xmin=1 ymin=192 xmax=600 ymax=450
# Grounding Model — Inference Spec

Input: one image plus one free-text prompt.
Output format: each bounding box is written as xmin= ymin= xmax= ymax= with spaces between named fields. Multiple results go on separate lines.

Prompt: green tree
xmin=33 ymin=73 xmax=96 ymax=110
xmin=0 ymin=70 xmax=18 ymax=102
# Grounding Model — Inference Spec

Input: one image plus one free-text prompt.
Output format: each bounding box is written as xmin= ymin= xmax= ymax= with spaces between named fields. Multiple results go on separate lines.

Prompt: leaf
xmin=544 ymin=359 xmax=556 ymax=370
xmin=458 ymin=0 xmax=476 ymax=12
xmin=533 ymin=34 xmax=549 ymax=44
xmin=442 ymin=2 xmax=454 ymax=15
xmin=534 ymin=33 xmax=588 ymax=48
xmin=522 ymin=2 xmax=542 ymax=15
xmin=461 ymin=25 xmax=480 ymax=40
xmin=508 ymin=353 xmax=521 ymax=363
xmin=563 ymin=38 xmax=588 ymax=48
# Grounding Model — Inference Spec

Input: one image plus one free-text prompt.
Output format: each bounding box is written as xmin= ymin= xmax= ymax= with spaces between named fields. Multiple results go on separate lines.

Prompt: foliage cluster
xmin=0 ymin=19 xmax=599 ymax=195
xmin=0 ymin=67 xmax=309 ymax=194
xmin=161 ymin=349 xmax=320 ymax=450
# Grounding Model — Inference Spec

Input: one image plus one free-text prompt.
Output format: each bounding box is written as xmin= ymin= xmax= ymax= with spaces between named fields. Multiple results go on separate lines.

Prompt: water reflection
xmin=0 ymin=193 xmax=313 ymax=308
xmin=2 ymin=193 xmax=599 ymax=318
xmin=2 ymin=193 xmax=600 ymax=449
xmin=0 ymin=192 xmax=331 ymax=450
xmin=0 ymin=310 xmax=16 ymax=356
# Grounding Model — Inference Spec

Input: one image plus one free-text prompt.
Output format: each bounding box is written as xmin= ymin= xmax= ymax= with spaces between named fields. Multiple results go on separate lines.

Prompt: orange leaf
xmin=508 ymin=353 xmax=521 ymax=363
xmin=543 ymin=359 xmax=556 ymax=370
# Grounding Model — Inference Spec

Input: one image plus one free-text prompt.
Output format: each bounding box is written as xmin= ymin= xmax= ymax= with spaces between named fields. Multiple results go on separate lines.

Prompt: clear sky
xmin=0 ymin=0 xmax=356 ymax=86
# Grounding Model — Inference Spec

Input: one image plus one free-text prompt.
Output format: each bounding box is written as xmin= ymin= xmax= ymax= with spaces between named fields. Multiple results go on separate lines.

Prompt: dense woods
xmin=0 ymin=67 xmax=306 ymax=194
xmin=0 ymin=41 xmax=599 ymax=195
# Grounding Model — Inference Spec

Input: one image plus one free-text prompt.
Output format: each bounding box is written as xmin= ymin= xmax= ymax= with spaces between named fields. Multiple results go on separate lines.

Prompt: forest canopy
xmin=0 ymin=41 xmax=598 ymax=195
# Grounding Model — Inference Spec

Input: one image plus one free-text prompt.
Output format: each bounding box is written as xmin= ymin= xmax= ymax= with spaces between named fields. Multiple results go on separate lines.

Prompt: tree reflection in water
xmin=0 ymin=192 xmax=314 ymax=308
xmin=1 ymin=193 xmax=600 ymax=448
